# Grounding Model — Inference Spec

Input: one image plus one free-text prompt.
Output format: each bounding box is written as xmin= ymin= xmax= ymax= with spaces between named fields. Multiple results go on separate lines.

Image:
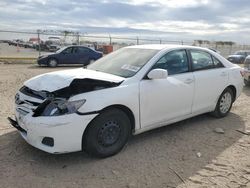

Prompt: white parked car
xmin=8 ymin=45 xmax=244 ymax=157
xmin=243 ymin=55 xmax=250 ymax=86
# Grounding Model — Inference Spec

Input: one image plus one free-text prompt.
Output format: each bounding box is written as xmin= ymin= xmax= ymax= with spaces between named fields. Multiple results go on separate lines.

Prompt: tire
xmin=48 ymin=58 xmax=58 ymax=67
xmin=84 ymin=59 xmax=95 ymax=67
xmin=211 ymin=88 xmax=234 ymax=118
xmin=83 ymin=108 xmax=131 ymax=158
xmin=89 ymin=59 xmax=95 ymax=65
xmin=244 ymin=79 xmax=250 ymax=86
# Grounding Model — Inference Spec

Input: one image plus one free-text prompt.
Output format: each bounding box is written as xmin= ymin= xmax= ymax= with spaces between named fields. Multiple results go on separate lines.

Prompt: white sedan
xmin=8 ymin=45 xmax=244 ymax=157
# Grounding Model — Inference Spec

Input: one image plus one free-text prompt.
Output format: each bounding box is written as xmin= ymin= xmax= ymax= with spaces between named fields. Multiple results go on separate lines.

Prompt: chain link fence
xmin=0 ymin=30 xmax=192 ymax=59
xmin=0 ymin=29 xmax=250 ymax=59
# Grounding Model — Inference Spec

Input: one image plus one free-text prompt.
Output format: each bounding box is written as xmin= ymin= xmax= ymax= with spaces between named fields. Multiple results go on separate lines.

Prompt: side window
xmin=72 ymin=47 xmax=78 ymax=53
xmin=190 ymin=50 xmax=214 ymax=71
xmin=212 ymin=56 xmax=224 ymax=68
xmin=152 ymin=50 xmax=189 ymax=75
xmin=63 ymin=47 xmax=73 ymax=54
xmin=78 ymin=47 xmax=90 ymax=53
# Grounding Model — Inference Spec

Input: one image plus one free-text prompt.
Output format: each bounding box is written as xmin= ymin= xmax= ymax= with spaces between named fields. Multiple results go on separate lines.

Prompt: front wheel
xmin=83 ymin=108 xmax=131 ymax=158
xmin=211 ymin=88 xmax=234 ymax=118
xmin=48 ymin=59 xmax=58 ymax=67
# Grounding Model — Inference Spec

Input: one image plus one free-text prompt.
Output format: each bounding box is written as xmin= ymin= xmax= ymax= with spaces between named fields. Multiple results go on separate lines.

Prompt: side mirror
xmin=147 ymin=69 xmax=168 ymax=80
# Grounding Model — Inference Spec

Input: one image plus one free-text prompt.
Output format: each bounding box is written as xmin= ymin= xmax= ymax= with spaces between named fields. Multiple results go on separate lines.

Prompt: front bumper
xmin=8 ymin=112 xmax=97 ymax=154
xmin=37 ymin=57 xmax=48 ymax=65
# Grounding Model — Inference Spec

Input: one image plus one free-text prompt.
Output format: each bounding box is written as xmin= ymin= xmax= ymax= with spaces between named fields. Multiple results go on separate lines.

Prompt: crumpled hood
xmin=24 ymin=68 xmax=125 ymax=92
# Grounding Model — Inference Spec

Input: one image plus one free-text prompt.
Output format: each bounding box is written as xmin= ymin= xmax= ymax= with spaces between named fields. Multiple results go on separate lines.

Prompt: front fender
xmin=70 ymin=83 xmax=141 ymax=131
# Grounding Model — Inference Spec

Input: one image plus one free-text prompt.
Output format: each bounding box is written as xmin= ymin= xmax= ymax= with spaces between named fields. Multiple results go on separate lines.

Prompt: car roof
xmin=125 ymin=44 xmax=210 ymax=51
xmin=126 ymin=44 xmax=237 ymax=68
xmin=67 ymin=45 xmax=91 ymax=48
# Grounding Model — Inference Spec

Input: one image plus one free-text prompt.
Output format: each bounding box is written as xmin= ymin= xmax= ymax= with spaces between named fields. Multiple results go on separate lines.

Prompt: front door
xmin=60 ymin=47 xmax=74 ymax=64
xmin=139 ymin=49 xmax=195 ymax=128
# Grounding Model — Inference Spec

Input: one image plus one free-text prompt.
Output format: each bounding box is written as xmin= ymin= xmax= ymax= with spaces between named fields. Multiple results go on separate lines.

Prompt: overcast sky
xmin=0 ymin=0 xmax=250 ymax=43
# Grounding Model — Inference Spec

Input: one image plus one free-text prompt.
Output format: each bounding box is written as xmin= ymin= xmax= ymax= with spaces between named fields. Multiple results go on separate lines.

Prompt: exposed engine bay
xmin=17 ymin=78 xmax=122 ymax=117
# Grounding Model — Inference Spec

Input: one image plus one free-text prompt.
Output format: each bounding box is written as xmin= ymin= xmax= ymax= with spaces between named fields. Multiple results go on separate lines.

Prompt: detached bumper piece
xmin=7 ymin=117 xmax=27 ymax=133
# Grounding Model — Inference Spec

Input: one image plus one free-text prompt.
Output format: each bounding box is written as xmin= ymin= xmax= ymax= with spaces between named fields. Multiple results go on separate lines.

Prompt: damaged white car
xmin=9 ymin=45 xmax=244 ymax=158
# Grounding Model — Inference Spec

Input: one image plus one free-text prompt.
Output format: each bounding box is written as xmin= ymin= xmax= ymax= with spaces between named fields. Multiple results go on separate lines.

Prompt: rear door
xmin=189 ymin=49 xmax=228 ymax=113
xmin=77 ymin=47 xmax=91 ymax=64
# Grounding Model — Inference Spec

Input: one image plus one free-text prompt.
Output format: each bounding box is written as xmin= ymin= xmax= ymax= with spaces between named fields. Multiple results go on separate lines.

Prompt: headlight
xmin=39 ymin=55 xmax=48 ymax=59
xmin=41 ymin=99 xmax=86 ymax=116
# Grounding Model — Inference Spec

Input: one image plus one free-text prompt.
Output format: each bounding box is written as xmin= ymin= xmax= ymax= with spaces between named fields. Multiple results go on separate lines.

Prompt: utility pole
xmin=109 ymin=34 xmax=112 ymax=45
xmin=37 ymin=29 xmax=41 ymax=56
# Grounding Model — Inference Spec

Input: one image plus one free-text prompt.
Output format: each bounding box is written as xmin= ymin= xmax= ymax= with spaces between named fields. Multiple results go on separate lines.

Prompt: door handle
xmin=184 ymin=78 xmax=194 ymax=84
xmin=220 ymin=72 xmax=227 ymax=77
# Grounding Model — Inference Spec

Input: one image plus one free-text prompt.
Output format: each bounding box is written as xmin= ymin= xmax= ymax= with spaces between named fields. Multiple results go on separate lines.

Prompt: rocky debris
xmin=236 ymin=129 xmax=250 ymax=135
xmin=111 ymin=170 xmax=119 ymax=176
xmin=214 ymin=127 xmax=225 ymax=134
xmin=188 ymin=176 xmax=203 ymax=184
xmin=196 ymin=152 xmax=202 ymax=158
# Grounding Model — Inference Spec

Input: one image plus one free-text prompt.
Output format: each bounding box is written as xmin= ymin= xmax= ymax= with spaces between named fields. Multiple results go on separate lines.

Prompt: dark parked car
xmin=37 ymin=46 xmax=103 ymax=67
xmin=35 ymin=41 xmax=59 ymax=52
xmin=227 ymin=50 xmax=250 ymax=64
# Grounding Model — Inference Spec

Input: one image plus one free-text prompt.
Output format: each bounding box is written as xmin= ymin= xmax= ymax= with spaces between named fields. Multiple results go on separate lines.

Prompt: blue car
xmin=37 ymin=45 xmax=103 ymax=67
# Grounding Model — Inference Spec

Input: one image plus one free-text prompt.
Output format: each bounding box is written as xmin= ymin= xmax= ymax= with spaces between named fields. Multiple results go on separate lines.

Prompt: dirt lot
xmin=0 ymin=64 xmax=250 ymax=188
xmin=0 ymin=43 xmax=46 ymax=58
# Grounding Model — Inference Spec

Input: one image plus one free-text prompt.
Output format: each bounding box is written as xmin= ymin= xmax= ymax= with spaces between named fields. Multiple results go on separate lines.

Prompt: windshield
xmin=56 ymin=46 xmax=68 ymax=53
xmin=87 ymin=48 xmax=159 ymax=78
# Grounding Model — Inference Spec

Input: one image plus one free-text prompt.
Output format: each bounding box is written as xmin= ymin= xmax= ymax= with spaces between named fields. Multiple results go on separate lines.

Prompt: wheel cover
xmin=219 ymin=92 xmax=232 ymax=114
xmin=49 ymin=60 xmax=57 ymax=66
xmin=97 ymin=120 xmax=121 ymax=147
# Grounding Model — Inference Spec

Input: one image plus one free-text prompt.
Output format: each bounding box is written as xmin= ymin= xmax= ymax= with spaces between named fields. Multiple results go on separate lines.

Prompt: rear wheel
xmin=83 ymin=59 xmax=95 ymax=68
xmin=83 ymin=108 xmax=131 ymax=158
xmin=48 ymin=59 xmax=58 ymax=67
xmin=211 ymin=88 xmax=234 ymax=118
xmin=89 ymin=59 xmax=95 ymax=65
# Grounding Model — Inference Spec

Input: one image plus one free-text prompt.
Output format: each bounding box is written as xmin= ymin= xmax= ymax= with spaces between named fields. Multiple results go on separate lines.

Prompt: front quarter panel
xmin=69 ymin=82 xmax=140 ymax=131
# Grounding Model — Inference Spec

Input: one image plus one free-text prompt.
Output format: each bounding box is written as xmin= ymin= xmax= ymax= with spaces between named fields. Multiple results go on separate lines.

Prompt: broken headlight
xmin=41 ymin=99 xmax=86 ymax=116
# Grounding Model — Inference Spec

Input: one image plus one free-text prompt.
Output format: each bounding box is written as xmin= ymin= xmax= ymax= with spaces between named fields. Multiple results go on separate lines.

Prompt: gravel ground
xmin=0 ymin=64 xmax=249 ymax=188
